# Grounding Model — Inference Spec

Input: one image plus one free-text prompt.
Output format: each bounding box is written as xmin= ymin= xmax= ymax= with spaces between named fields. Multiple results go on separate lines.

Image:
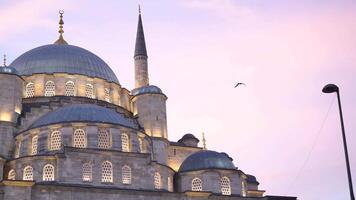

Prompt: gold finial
xmin=202 ymin=132 xmax=207 ymax=150
xmin=3 ymin=54 xmax=6 ymax=67
xmin=54 ymin=10 xmax=68 ymax=45
xmin=139 ymin=5 xmax=141 ymax=14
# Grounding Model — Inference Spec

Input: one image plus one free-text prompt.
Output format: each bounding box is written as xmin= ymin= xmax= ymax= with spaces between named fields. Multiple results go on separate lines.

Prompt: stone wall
xmin=167 ymin=145 xmax=201 ymax=172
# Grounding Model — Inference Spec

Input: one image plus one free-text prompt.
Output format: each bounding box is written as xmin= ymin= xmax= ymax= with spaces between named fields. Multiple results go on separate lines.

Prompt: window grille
xmin=121 ymin=133 xmax=130 ymax=152
xmin=23 ymin=166 xmax=33 ymax=181
xmin=85 ymin=84 xmax=94 ymax=98
xmin=31 ymin=135 xmax=38 ymax=155
xmin=122 ymin=165 xmax=131 ymax=184
xmin=25 ymin=82 xmax=35 ymax=98
xmin=104 ymin=88 xmax=111 ymax=102
xmin=43 ymin=164 xmax=55 ymax=181
xmin=138 ymin=137 xmax=144 ymax=153
xmin=192 ymin=177 xmax=202 ymax=191
xmin=154 ymin=172 xmax=162 ymax=189
xmin=65 ymin=81 xmax=75 ymax=96
xmin=98 ymin=129 xmax=111 ymax=149
xmin=221 ymin=176 xmax=231 ymax=195
xmin=73 ymin=129 xmax=87 ymax=148
xmin=8 ymin=169 xmax=16 ymax=180
xmin=15 ymin=140 xmax=21 ymax=158
xmin=44 ymin=81 xmax=55 ymax=97
xmin=82 ymin=163 xmax=92 ymax=182
xmin=50 ymin=131 xmax=61 ymax=151
xmin=101 ymin=161 xmax=113 ymax=183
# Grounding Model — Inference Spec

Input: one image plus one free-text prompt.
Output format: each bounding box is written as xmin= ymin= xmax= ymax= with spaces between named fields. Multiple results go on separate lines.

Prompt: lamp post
xmin=322 ymin=84 xmax=355 ymax=200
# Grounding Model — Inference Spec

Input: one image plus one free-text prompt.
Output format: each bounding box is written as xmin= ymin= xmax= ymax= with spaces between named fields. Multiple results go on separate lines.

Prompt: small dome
xmin=178 ymin=133 xmax=199 ymax=143
xmin=10 ymin=44 xmax=119 ymax=83
xmin=131 ymin=85 xmax=163 ymax=96
xmin=0 ymin=66 xmax=19 ymax=75
xmin=28 ymin=104 xmax=140 ymax=130
xmin=179 ymin=150 xmax=236 ymax=172
xmin=246 ymin=174 xmax=259 ymax=184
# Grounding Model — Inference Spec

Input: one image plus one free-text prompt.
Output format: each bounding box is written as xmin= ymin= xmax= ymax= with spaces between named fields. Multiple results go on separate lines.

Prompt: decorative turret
xmin=134 ymin=6 xmax=149 ymax=88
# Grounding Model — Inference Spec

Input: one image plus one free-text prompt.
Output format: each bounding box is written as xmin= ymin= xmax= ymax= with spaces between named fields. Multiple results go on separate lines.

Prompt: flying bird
xmin=234 ymin=82 xmax=246 ymax=88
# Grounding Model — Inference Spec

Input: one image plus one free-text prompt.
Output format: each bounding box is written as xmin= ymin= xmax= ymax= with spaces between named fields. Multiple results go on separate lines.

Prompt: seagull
xmin=234 ymin=82 xmax=246 ymax=88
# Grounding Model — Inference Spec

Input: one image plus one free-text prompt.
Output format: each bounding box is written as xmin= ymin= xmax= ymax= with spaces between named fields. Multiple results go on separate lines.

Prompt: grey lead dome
xmin=179 ymin=150 xmax=236 ymax=172
xmin=10 ymin=44 xmax=119 ymax=84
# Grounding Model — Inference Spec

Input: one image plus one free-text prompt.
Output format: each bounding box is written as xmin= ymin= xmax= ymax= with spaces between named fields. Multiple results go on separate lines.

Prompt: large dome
xmin=10 ymin=44 xmax=119 ymax=84
xmin=179 ymin=150 xmax=236 ymax=172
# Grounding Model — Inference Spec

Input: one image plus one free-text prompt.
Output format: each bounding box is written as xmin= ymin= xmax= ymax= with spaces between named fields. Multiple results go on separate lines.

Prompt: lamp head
xmin=322 ymin=84 xmax=339 ymax=93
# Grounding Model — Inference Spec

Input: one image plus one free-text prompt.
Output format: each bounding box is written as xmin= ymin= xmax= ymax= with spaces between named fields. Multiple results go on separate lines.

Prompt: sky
xmin=0 ymin=0 xmax=355 ymax=199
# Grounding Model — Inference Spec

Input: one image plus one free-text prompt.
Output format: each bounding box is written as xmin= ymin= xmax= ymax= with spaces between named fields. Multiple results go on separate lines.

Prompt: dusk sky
xmin=1 ymin=0 xmax=355 ymax=199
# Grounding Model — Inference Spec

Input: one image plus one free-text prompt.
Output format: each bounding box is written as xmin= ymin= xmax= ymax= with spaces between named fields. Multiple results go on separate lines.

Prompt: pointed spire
xmin=134 ymin=5 xmax=147 ymax=57
xmin=202 ymin=132 xmax=207 ymax=150
xmin=3 ymin=54 xmax=6 ymax=67
xmin=54 ymin=10 xmax=68 ymax=45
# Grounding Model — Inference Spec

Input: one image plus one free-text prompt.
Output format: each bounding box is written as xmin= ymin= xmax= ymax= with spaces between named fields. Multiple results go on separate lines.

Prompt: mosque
xmin=0 ymin=9 xmax=296 ymax=200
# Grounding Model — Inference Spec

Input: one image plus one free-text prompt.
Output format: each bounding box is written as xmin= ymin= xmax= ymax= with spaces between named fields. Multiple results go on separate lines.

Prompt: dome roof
xmin=131 ymin=85 xmax=163 ymax=96
xmin=179 ymin=150 xmax=236 ymax=172
xmin=28 ymin=104 xmax=140 ymax=130
xmin=178 ymin=133 xmax=199 ymax=143
xmin=10 ymin=44 xmax=119 ymax=84
xmin=0 ymin=66 xmax=19 ymax=75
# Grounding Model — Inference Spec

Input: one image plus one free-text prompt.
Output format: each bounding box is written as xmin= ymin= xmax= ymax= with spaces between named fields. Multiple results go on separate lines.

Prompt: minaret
xmin=134 ymin=6 xmax=149 ymax=88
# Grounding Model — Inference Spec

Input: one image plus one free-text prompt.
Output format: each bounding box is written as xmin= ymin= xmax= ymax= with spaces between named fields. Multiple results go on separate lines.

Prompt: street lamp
xmin=323 ymin=84 xmax=355 ymax=200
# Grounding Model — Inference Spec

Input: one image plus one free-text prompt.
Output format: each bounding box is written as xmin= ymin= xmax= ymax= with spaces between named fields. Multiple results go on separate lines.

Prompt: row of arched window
xmin=8 ymin=162 xmax=168 ymax=190
xmin=25 ymin=81 xmax=111 ymax=102
xmin=16 ymin=129 xmax=144 ymax=158
xmin=191 ymin=176 xmax=232 ymax=195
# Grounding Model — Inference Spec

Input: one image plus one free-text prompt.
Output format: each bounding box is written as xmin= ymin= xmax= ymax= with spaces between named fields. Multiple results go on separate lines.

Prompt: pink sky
xmin=0 ymin=0 xmax=355 ymax=199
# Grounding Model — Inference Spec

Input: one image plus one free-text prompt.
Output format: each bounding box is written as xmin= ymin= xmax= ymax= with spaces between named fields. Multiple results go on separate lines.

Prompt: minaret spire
xmin=3 ymin=54 xmax=6 ymax=67
xmin=202 ymin=132 xmax=207 ymax=150
xmin=134 ymin=6 xmax=149 ymax=88
xmin=54 ymin=10 xmax=68 ymax=45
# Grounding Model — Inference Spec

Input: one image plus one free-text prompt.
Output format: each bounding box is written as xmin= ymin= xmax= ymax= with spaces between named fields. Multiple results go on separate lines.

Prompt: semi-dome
xmin=28 ymin=104 xmax=140 ymax=130
xmin=179 ymin=150 xmax=236 ymax=172
xmin=10 ymin=44 xmax=119 ymax=84
xmin=131 ymin=85 xmax=163 ymax=96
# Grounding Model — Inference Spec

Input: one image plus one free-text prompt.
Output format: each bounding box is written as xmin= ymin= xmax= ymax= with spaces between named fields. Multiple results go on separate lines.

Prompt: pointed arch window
xmin=23 ymin=166 xmax=33 ymax=181
xmin=221 ymin=176 xmax=231 ymax=195
xmin=154 ymin=172 xmax=162 ymax=189
xmin=8 ymin=169 xmax=16 ymax=180
xmin=121 ymin=133 xmax=130 ymax=152
xmin=31 ymin=135 xmax=38 ymax=155
xmin=104 ymin=88 xmax=111 ymax=102
xmin=192 ymin=177 xmax=203 ymax=191
xmin=101 ymin=161 xmax=113 ymax=183
xmin=25 ymin=82 xmax=35 ymax=98
xmin=50 ymin=130 xmax=62 ymax=151
xmin=122 ymin=165 xmax=132 ymax=184
xmin=44 ymin=81 xmax=55 ymax=97
xmin=43 ymin=164 xmax=55 ymax=181
xmin=73 ymin=129 xmax=87 ymax=148
xmin=15 ymin=140 xmax=21 ymax=158
xmin=98 ymin=128 xmax=111 ymax=149
xmin=82 ymin=163 xmax=92 ymax=182
xmin=85 ymin=84 xmax=94 ymax=98
xmin=65 ymin=81 xmax=75 ymax=96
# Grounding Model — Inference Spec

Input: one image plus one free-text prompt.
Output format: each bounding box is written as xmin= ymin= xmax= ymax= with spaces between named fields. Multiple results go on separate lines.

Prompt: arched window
xmin=241 ymin=181 xmax=247 ymax=197
xmin=31 ymin=135 xmax=38 ymax=155
xmin=168 ymin=176 xmax=173 ymax=192
xmin=25 ymin=82 xmax=35 ymax=98
xmin=154 ymin=172 xmax=162 ymax=189
xmin=65 ymin=81 xmax=75 ymax=96
xmin=122 ymin=165 xmax=131 ymax=184
xmin=101 ymin=161 xmax=113 ymax=183
xmin=73 ymin=129 xmax=87 ymax=148
xmin=8 ymin=169 xmax=16 ymax=180
xmin=15 ymin=140 xmax=21 ymax=158
xmin=138 ymin=137 xmax=144 ymax=153
xmin=44 ymin=81 xmax=55 ymax=97
xmin=43 ymin=164 xmax=54 ymax=181
xmin=85 ymin=84 xmax=94 ymax=99
xmin=98 ymin=128 xmax=111 ymax=149
xmin=23 ymin=166 xmax=33 ymax=181
xmin=104 ymin=88 xmax=111 ymax=102
xmin=82 ymin=163 xmax=92 ymax=182
xmin=192 ymin=177 xmax=203 ymax=191
xmin=50 ymin=130 xmax=61 ymax=151
xmin=221 ymin=176 xmax=231 ymax=195
xmin=121 ymin=133 xmax=130 ymax=152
